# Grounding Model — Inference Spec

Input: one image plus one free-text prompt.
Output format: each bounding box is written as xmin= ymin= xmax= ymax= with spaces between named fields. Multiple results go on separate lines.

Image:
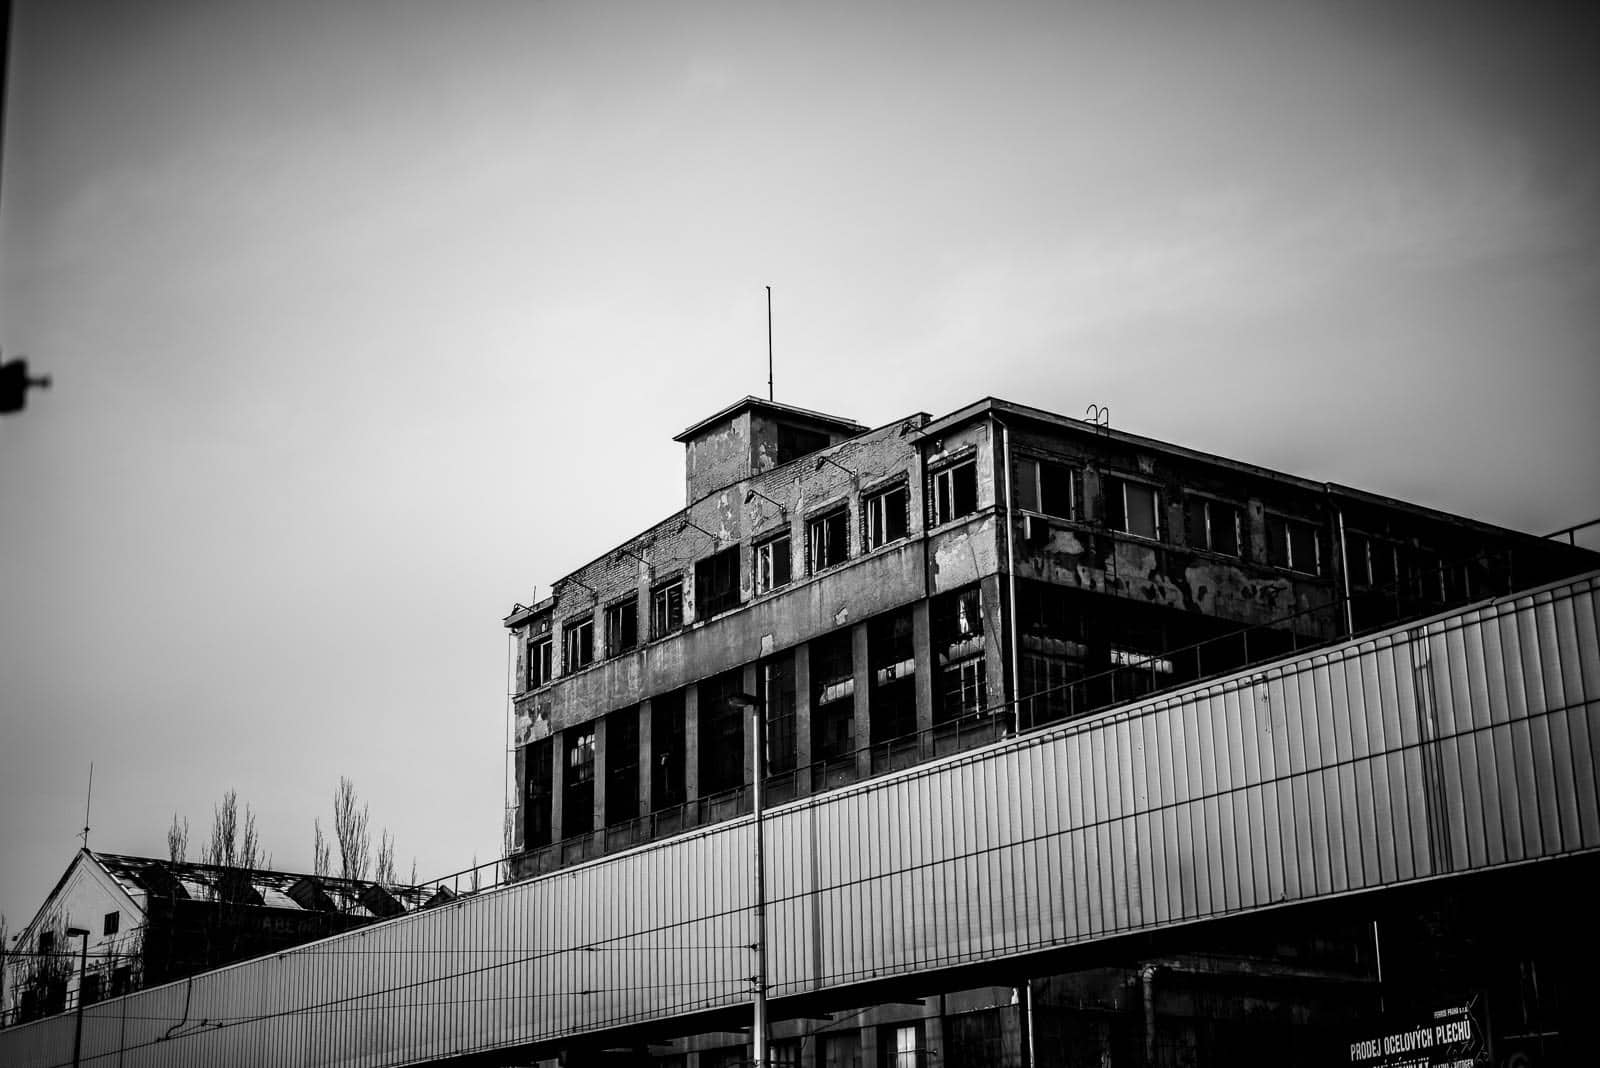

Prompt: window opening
xmin=103 ymin=911 xmax=119 ymax=936
xmin=882 ymin=1022 xmax=925 ymax=1068
xmin=775 ymin=423 xmax=831 ymax=465
xmin=869 ymin=610 xmax=917 ymax=744
xmin=524 ymin=737 xmax=554 ymax=849
xmin=562 ymin=727 xmax=595 ymax=838
xmin=698 ymin=670 xmax=746 ymax=796
xmin=811 ymin=630 xmax=856 ymax=770
xmin=1266 ymin=514 xmax=1325 ymax=575
xmin=865 ymin=484 xmax=909 ymax=549
xmin=933 ymin=585 xmax=986 ymax=723
xmin=1184 ymin=497 xmax=1240 ymax=556
xmin=1105 ymin=476 xmax=1161 ymax=539
xmin=563 ymin=617 xmax=594 ymax=672
xmin=650 ymin=691 xmax=686 ymax=811
xmin=930 ymin=458 xmax=979 ymax=526
xmin=807 ymin=509 xmax=849 ymax=572
xmin=754 ymin=533 xmax=792 ymax=594
xmin=759 ymin=653 xmax=798 ymax=776
xmin=694 ymin=546 xmax=741 ymax=619
xmin=1016 ymin=457 xmax=1076 ymax=519
xmin=526 ymin=635 xmax=554 ymax=690
xmin=603 ymin=598 xmax=637 ymax=657
xmin=651 ymin=579 xmax=684 ymax=638
xmin=605 ymin=707 xmax=639 ymax=827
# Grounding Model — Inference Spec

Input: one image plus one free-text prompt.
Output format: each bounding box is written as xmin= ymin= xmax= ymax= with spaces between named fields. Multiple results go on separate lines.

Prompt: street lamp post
xmin=65 ymin=925 xmax=90 ymax=1068
xmin=730 ymin=691 xmax=769 ymax=1068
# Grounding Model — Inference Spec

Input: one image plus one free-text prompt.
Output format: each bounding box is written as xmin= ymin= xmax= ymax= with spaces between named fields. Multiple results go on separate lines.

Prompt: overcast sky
xmin=2 ymin=0 xmax=1596 ymax=928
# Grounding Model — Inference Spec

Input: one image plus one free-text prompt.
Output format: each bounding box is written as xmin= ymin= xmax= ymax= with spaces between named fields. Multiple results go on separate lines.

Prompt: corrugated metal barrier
xmin=5 ymin=572 xmax=1597 ymax=1067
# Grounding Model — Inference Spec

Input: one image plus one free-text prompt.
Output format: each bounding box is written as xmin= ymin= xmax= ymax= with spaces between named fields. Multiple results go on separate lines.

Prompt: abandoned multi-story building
xmin=503 ymin=395 xmax=1593 ymax=1066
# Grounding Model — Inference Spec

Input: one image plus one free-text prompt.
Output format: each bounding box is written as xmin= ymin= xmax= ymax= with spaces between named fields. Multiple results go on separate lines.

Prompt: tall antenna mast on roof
xmin=766 ymin=286 xmax=774 ymax=401
xmin=79 ymin=762 xmax=94 ymax=851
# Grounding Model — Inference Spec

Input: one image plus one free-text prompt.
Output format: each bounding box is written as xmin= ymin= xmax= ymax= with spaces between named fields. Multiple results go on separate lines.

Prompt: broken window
xmin=563 ymin=617 xmax=594 ymax=672
xmin=811 ymin=631 xmax=856 ymax=764
xmin=1344 ymin=531 xmax=1372 ymax=588
xmin=1105 ymin=476 xmax=1161 ymax=540
xmin=869 ymin=609 xmax=917 ymax=744
xmin=865 ymin=483 xmax=909 ymax=550
xmin=562 ymin=728 xmax=595 ymax=839
xmin=651 ymin=691 xmax=686 ymax=811
xmin=651 ymin=579 xmax=684 ymax=638
xmin=524 ymin=737 xmax=554 ymax=849
xmin=930 ymin=458 xmax=979 ymax=526
xmin=933 ymin=585 xmax=986 ymax=724
xmin=754 ymin=533 xmax=792 ymax=594
xmin=775 ymin=423 xmax=831 ymax=465
xmin=603 ymin=598 xmax=637 ymax=657
xmin=759 ymin=653 xmax=798 ymax=775
xmin=1016 ymin=457 xmax=1076 ymax=519
xmin=525 ymin=635 xmax=554 ymax=690
xmin=698 ymin=670 xmax=746 ymax=796
xmin=605 ymin=707 xmax=639 ymax=827
xmin=1183 ymin=496 xmax=1241 ymax=556
xmin=694 ymin=546 xmax=741 ymax=619
xmin=1018 ymin=581 xmax=1087 ymax=725
xmin=807 ymin=508 xmax=849 ymax=572
xmin=1266 ymin=514 xmax=1325 ymax=575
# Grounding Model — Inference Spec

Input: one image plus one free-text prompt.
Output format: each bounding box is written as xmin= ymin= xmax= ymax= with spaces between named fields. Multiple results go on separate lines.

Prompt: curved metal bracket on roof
xmin=1085 ymin=403 xmax=1111 ymax=435
xmin=814 ymin=454 xmax=854 ymax=478
xmin=561 ymin=576 xmax=598 ymax=599
xmin=614 ymin=545 xmax=650 ymax=566
xmin=743 ymin=488 xmax=786 ymax=514
xmin=680 ymin=518 xmax=722 ymax=543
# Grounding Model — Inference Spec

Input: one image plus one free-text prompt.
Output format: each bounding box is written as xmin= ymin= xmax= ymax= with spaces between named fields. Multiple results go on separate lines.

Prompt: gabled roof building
xmin=1 ymin=850 xmax=432 ymax=1026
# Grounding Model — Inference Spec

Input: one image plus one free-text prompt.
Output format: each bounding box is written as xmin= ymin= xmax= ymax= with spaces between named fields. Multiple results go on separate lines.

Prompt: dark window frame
xmin=1266 ymin=513 xmax=1326 ymax=575
xmin=563 ymin=616 xmax=595 ymax=673
xmin=864 ymin=482 xmax=910 ymax=550
xmin=807 ymin=507 xmax=850 ymax=573
xmin=694 ymin=545 xmax=742 ymax=619
xmin=1183 ymin=494 xmax=1242 ymax=557
xmin=1104 ymin=474 xmax=1163 ymax=540
xmin=1015 ymin=455 xmax=1077 ymax=520
xmin=753 ymin=532 xmax=792 ymax=594
xmin=929 ymin=457 xmax=979 ymax=527
xmin=525 ymin=635 xmax=554 ymax=690
xmin=603 ymin=597 xmax=638 ymax=658
xmin=650 ymin=578 xmax=684 ymax=638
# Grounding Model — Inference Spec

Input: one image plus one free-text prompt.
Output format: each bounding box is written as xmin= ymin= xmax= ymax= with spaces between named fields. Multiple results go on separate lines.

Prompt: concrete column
xmin=683 ymin=683 xmax=700 ymax=801
xmin=852 ymin=620 xmax=873 ymax=779
xmin=794 ymin=640 xmax=813 ymax=795
xmin=547 ymin=733 xmax=565 ymax=847
xmin=980 ymin=573 xmax=1010 ymax=722
xmin=511 ymin=744 xmax=527 ymax=851
xmin=743 ymin=662 xmax=760 ymax=785
xmin=912 ymin=600 xmax=935 ymax=755
xmin=592 ymin=715 xmax=608 ymax=833
xmin=637 ymin=697 xmax=654 ymax=819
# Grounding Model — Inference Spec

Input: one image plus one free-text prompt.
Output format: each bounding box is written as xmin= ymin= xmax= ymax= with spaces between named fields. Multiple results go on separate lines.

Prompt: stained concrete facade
xmin=504 ymin=396 xmax=1590 ymax=877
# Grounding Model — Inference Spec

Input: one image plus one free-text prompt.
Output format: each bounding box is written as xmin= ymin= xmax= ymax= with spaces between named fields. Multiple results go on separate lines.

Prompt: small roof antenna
xmin=766 ymin=286 xmax=774 ymax=401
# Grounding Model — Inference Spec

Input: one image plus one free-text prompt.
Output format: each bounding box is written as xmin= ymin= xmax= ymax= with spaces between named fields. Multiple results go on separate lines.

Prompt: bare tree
xmin=14 ymin=915 xmax=72 ymax=1022
xmin=312 ymin=818 xmax=331 ymax=878
xmin=375 ymin=829 xmax=396 ymax=885
xmin=468 ymin=854 xmax=481 ymax=893
xmin=202 ymin=790 xmax=263 ymax=872
xmin=333 ymin=777 xmax=370 ymax=882
xmin=409 ymin=857 xmax=418 ymax=885
xmin=167 ymin=814 xmax=189 ymax=863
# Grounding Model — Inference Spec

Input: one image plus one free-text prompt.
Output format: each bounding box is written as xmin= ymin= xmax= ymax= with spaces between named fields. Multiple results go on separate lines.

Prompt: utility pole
xmin=731 ymin=691 xmax=769 ymax=1067
xmin=66 ymin=926 xmax=89 ymax=1068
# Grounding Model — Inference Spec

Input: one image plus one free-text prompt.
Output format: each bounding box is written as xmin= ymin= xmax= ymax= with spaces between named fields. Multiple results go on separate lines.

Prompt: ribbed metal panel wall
xmin=6 ymin=574 xmax=1596 ymax=1067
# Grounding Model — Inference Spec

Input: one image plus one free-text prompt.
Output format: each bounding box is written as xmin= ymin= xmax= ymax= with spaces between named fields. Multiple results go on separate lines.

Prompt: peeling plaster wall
xmin=511 ymin=420 xmax=930 ymax=744
xmin=682 ymin=411 xmax=753 ymax=505
xmin=1003 ymin=421 xmax=1342 ymax=638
